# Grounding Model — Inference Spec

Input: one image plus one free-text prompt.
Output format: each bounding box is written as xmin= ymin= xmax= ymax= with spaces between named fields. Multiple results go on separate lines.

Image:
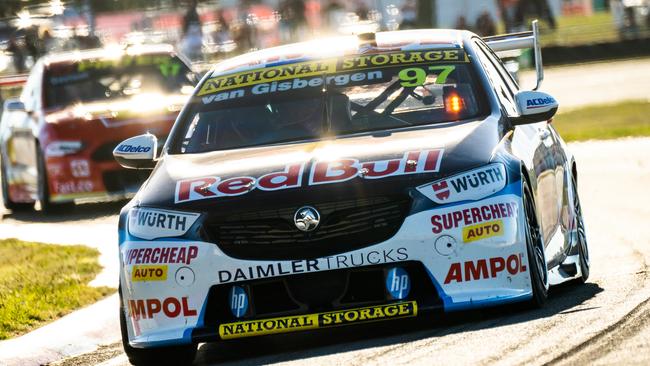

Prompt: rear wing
xmin=484 ymin=20 xmax=543 ymax=90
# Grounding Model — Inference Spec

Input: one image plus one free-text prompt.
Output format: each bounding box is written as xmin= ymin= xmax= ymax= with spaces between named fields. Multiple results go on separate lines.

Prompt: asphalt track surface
xmin=0 ymin=58 xmax=648 ymax=365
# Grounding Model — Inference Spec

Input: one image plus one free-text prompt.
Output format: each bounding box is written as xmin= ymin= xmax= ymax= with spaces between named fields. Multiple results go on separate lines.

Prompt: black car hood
xmin=137 ymin=117 xmax=500 ymax=212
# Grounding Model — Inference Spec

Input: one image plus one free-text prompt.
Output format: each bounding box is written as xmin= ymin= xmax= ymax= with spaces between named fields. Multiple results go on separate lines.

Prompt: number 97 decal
xmin=398 ymin=65 xmax=456 ymax=87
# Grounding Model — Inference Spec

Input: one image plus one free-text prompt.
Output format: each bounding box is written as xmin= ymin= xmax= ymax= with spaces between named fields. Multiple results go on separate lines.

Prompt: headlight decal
xmin=417 ymin=163 xmax=507 ymax=204
xmin=128 ymin=207 xmax=200 ymax=240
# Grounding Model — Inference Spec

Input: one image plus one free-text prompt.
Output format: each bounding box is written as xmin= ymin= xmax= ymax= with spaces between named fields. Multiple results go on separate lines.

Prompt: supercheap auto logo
xmin=218 ymin=301 xmax=417 ymax=339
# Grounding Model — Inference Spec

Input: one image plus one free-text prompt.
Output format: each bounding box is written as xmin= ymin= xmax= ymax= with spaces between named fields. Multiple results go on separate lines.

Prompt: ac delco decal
xmin=462 ymin=220 xmax=504 ymax=243
xmin=431 ymin=201 xmax=517 ymax=234
xmin=128 ymin=296 xmax=197 ymax=320
xmin=175 ymin=149 xmax=443 ymax=203
xmin=131 ymin=265 xmax=168 ymax=282
xmin=526 ymin=96 xmax=556 ymax=109
xmin=219 ymin=301 xmax=417 ymax=340
xmin=444 ymin=253 xmax=527 ymax=284
xmin=417 ymin=163 xmax=506 ymax=204
xmin=124 ymin=246 xmax=198 ymax=265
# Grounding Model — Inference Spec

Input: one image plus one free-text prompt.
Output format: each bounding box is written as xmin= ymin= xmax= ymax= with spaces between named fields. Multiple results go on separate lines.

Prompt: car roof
xmin=209 ymin=29 xmax=470 ymax=77
xmin=42 ymin=43 xmax=176 ymax=68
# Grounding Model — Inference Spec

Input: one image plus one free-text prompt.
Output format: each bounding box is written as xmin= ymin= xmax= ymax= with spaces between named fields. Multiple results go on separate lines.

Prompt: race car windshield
xmin=43 ymin=54 xmax=194 ymax=109
xmin=175 ymin=50 xmax=488 ymax=154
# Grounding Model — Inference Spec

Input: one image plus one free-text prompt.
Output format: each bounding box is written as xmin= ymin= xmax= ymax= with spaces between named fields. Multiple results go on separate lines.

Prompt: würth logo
xmin=418 ymin=163 xmax=507 ymax=204
xmin=431 ymin=181 xmax=449 ymax=200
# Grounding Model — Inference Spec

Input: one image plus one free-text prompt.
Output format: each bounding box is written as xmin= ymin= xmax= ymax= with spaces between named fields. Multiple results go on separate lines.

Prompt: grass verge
xmin=553 ymin=100 xmax=650 ymax=142
xmin=539 ymin=11 xmax=619 ymax=47
xmin=0 ymin=239 xmax=114 ymax=339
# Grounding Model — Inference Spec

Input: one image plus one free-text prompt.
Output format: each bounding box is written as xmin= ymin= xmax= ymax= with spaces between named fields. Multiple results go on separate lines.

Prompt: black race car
xmin=114 ymin=23 xmax=589 ymax=365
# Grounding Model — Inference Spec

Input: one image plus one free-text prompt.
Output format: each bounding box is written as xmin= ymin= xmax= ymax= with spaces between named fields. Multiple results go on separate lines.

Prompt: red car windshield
xmin=173 ymin=48 xmax=489 ymax=154
xmin=43 ymin=54 xmax=194 ymax=109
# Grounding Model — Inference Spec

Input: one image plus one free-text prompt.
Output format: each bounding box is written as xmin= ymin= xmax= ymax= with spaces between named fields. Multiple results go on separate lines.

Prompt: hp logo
xmin=228 ymin=286 xmax=249 ymax=318
xmin=385 ymin=267 xmax=410 ymax=300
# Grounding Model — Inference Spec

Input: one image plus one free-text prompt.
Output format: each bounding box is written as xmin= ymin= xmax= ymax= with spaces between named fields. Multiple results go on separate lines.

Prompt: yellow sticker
xmin=462 ymin=220 xmax=504 ymax=243
xmin=198 ymin=49 xmax=468 ymax=96
xmin=219 ymin=301 xmax=417 ymax=340
xmin=131 ymin=265 xmax=168 ymax=282
xmin=198 ymin=59 xmax=338 ymax=96
xmin=339 ymin=49 xmax=468 ymax=71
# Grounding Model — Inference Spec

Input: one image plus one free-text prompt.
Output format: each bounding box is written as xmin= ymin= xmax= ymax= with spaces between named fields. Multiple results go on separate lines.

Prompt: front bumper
xmin=46 ymin=155 xmax=146 ymax=203
xmin=119 ymin=182 xmax=532 ymax=347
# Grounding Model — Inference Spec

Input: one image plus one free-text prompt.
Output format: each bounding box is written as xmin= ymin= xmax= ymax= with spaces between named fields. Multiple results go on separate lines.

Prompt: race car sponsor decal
xmin=340 ymin=49 xmax=468 ymax=70
xmin=444 ymin=253 xmax=527 ymax=284
xmin=123 ymin=245 xmax=198 ymax=265
xmin=69 ymin=159 xmax=90 ymax=178
xmin=128 ymin=296 xmax=197 ymax=320
xmin=53 ymin=180 xmax=93 ymax=194
xmin=218 ymin=301 xmax=417 ymax=340
xmin=175 ymin=149 xmax=443 ymax=203
xmin=431 ymin=201 xmax=517 ymax=234
xmin=217 ymin=247 xmax=408 ymax=284
xmin=417 ymin=163 xmax=506 ymax=204
xmin=198 ymin=49 xmax=468 ymax=96
xmin=50 ymin=56 xmax=183 ymax=86
xmin=127 ymin=207 xmax=200 ymax=240
xmin=198 ymin=59 xmax=336 ymax=96
xmin=201 ymin=70 xmax=384 ymax=104
xmin=77 ymin=55 xmax=182 ymax=76
xmin=131 ymin=265 xmax=168 ymax=282
xmin=462 ymin=220 xmax=504 ymax=243
xmin=526 ymin=96 xmax=556 ymax=109
xmin=115 ymin=145 xmax=152 ymax=153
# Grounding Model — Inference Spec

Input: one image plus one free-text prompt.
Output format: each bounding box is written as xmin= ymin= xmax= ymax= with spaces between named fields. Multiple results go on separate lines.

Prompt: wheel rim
xmin=525 ymin=188 xmax=547 ymax=286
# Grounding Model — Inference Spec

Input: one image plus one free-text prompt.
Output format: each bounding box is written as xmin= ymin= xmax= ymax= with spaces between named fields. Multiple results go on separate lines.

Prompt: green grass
xmin=0 ymin=239 xmax=114 ymax=339
xmin=553 ymin=100 xmax=650 ymax=141
xmin=538 ymin=11 xmax=618 ymax=46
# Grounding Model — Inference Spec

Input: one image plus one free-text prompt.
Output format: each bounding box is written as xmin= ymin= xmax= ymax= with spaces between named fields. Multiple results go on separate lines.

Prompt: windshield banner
xmin=197 ymin=49 xmax=469 ymax=97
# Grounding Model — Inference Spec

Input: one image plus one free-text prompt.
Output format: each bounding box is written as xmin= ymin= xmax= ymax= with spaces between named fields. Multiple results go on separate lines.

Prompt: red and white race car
xmin=0 ymin=44 xmax=195 ymax=211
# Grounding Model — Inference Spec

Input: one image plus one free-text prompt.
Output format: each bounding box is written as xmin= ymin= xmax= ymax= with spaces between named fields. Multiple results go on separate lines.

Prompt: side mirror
xmin=511 ymin=91 xmax=558 ymax=125
xmin=113 ymin=133 xmax=157 ymax=170
xmin=4 ymin=99 xmax=25 ymax=112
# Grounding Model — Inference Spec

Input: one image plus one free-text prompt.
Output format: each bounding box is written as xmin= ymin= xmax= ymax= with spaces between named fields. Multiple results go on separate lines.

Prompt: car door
xmin=472 ymin=38 xmax=561 ymax=256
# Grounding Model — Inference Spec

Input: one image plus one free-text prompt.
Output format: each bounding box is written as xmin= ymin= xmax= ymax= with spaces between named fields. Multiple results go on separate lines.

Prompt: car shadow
xmin=193 ymin=282 xmax=603 ymax=365
xmin=0 ymin=200 xmax=127 ymax=223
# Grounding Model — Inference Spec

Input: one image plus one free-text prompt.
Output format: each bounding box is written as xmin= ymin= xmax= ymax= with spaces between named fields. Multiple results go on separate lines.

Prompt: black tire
xmin=119 ymin=290 xmax=197 ymax=366
xmin=523 ymin=181 xmax=549 ymax=307
xmin=36 ymin=147 xmax=73 ymax=214
xmin=572 ymin=175 xmax=590 ymax=282
xmin=0 ymin=152 xmax=34 ymax=211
